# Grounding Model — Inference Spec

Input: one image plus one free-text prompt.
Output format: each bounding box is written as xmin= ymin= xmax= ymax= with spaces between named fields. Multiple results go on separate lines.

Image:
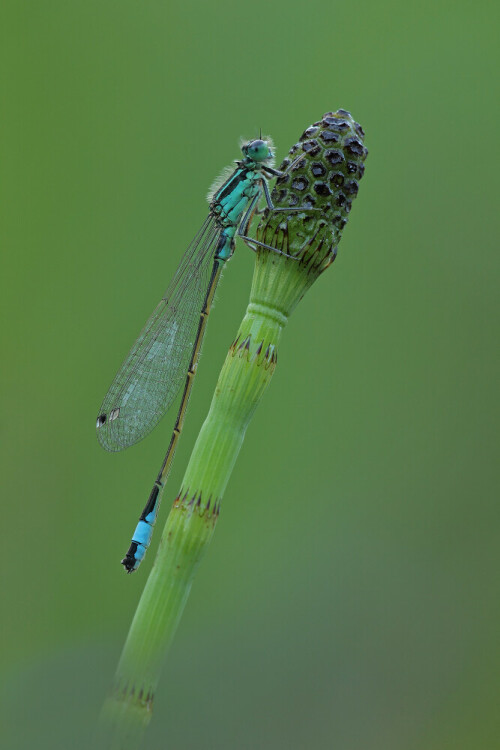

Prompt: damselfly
xmin=96 ymin=136 xmax=310 ymax=572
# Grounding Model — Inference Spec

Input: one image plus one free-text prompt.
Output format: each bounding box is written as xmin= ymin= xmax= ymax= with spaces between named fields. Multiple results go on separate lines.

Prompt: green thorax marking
xmin=211 ymin=160 xmax=265 ymax=261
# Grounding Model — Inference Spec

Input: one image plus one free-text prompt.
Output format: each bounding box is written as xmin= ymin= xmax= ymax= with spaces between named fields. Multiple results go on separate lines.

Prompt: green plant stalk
xmin=100 ymin=110 xmax=367 ymax=746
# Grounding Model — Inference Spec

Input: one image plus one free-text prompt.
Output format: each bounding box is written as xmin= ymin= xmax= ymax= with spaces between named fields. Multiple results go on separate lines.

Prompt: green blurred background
xmin=1 ymin=1 xmax=498 ymax=748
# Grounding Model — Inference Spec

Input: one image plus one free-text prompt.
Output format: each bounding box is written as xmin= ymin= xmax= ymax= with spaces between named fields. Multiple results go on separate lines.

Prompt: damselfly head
xmin=242 ymin=139 xmax=273 ymax=163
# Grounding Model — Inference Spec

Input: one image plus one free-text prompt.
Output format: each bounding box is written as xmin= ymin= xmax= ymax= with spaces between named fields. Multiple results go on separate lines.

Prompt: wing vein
xmin=97 ymin=215 xmax=222 ymax=451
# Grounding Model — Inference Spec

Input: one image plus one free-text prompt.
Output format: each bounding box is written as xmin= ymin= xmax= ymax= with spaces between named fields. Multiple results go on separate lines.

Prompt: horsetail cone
xmin=102 ymin=112 xmax=367 ymax=740
xmin=241 ymin=109 xmax=368 ymax=377
xmin=256 ymin=109 xmax=367 ymax=277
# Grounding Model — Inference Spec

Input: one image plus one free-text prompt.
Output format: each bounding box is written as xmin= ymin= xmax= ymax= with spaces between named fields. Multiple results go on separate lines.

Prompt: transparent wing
xmin=96 ymin=215 xmax=221 ymax=452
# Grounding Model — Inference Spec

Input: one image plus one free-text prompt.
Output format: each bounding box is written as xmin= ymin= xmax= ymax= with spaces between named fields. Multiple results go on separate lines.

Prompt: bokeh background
xmin=1 ymin=1 xmax=498 ymax=748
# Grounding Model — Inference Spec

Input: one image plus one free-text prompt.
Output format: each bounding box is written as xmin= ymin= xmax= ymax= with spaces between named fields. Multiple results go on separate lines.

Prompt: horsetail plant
xmin=99 ymin=110 xmax=367 ymax=747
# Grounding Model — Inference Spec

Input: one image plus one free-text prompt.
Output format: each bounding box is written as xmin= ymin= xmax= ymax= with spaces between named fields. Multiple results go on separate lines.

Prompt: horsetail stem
xmin=100 ymin=111 xmax=367 ymax=746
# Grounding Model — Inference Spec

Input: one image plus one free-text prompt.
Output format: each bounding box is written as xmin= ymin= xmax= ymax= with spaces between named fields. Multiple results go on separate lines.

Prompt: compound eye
xmin=246 ymin=139 xmax=269 ymax=162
